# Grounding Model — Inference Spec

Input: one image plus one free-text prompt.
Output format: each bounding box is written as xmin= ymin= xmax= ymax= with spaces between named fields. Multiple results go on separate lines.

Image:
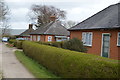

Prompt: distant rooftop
xmin=30 ymin=21 xmax=70 ymax=36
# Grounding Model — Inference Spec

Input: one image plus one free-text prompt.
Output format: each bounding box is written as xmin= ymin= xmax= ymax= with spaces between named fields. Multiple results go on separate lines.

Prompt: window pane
xmin=30 ymin=36 xmax=32 ymax=41
xmin=85 ymin=33 xmax=88 ymax=44
xmin=104 ymin=36 xmax=109 ymax=41
xmin=48 ymin=36 xmax=52 ymax=41
xmin=89 ymin=33 xmax=92 ymax=45
xmin=82 ymin=32 xmax=92 ymax=46
xmin=104 ymin=47 xmax=108 ymax=53
xmin=37 ymin=36 xmax=40 ymax=41
xmin=82 ymin=33 xmax=86 ymax=44
xmin=104 ymin=41 xmax=109 ymax=47
xmin=118 ymin=36 xmax=120 ymax=45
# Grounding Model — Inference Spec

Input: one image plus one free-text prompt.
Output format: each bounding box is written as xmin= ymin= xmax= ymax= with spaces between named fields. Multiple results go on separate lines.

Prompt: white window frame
xmin=37 ymin=35 xmax=41 ymax=41
xmin=101 ymin=33 xmax=110 ymax=58
xmin=82 ymin=32 xmax=93 ymax=46
xmin=30 ymin=35 xmax=32 ymax=41
xmin=33 ymin=35 xmax=36 ymax=41
xmin=48 ymin=36 xmax=52 ymax=42
xmin=117 ymin=32 xmax=120 ymax=46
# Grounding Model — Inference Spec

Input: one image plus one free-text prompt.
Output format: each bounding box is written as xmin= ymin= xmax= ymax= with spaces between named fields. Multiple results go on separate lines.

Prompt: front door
xmin=102 ymin=34 xmax=110 ymax=58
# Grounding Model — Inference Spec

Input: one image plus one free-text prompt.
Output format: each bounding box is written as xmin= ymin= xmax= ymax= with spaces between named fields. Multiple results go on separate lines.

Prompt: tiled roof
xmin=69 ymin=3 xmax=120 ymax=30
xmin=19 ymin=28 xmax=34 ymax=37
xmin=30 ymin=21 xmax=70 ymax=36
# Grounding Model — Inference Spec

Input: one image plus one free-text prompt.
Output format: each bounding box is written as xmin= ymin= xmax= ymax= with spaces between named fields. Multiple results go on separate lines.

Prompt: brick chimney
xmin=29 ymin=24 xmax=33 ymax=29
xmin=50 ymin=16 xmax=56 ymax=21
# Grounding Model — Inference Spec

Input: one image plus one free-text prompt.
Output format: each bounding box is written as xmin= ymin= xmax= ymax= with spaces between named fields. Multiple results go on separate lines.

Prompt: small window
xmin=48 ymin=36 xmax=52 ymax=42
xmin=37 ymin=36 xmax=41 ymax=41
xmin=82 ymin=32 xmax=93 ymax=46
xmin=33 ymin=35 xmax=36 ymax=41
xmin=30 ymin=36 xmax=32 ymax=41
xmin=117 ymin=32 xmax=120 ymax=46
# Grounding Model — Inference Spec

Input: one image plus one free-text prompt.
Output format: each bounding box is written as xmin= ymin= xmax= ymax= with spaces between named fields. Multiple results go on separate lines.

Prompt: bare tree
xmin=28 ymin=4 xmax=66 ymax=28
xmin=64 ymin=20 xmax=77 ymax=29
xmin=0 ymin=0 xmax=9 ymax=21
xmin=0 ymin=0 xmax=10 ymax=35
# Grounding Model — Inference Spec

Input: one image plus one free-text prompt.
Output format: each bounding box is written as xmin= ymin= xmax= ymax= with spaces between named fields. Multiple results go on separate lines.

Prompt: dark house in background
xmin=68 ymin=3 xmax=120 ymax=60
xmin=30 ymin=16 xmax=70 ymax=42
xmin=19 ymin=24 xmax=34 ymax=40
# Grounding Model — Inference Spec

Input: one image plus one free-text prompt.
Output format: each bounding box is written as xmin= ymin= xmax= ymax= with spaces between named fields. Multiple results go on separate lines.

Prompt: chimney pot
xmin=29 ymin=24 xmax=33 ymax=29
xmin=50 ymin=16 xmax=56 ymax=21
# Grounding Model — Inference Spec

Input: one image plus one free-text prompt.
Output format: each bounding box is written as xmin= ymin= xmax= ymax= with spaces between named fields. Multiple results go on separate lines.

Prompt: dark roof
xmin=30 ymin=21 xmax=70 ymax=36
xmin=19 ymin=28 xmax=34 ymax=37
xmin=69 ymin=3 xmax=120 ymax=30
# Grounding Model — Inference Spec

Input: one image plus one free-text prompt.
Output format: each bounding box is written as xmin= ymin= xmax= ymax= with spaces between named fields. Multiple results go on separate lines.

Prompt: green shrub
xmin=37 ymin=41 xmax=63 ymax=48
xmin=9 ymin=39 xmax=17 ymax=47
xmin=16 ymin=41 xmax=23 ymax=49
xmin=22 ymin=41 xmax=119 ymax=78
xmin=9 ymin=39 xmax=16 ymax=44
xmin=50 ymin=42 xmax=63 ymax=48
xmin=62 ymin=38 xmax=87 ymax=52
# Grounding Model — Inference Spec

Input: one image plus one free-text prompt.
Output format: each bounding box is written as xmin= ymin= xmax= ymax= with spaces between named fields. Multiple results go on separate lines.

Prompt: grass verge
xmin=15 ymin=50 xmax=59 ymax=78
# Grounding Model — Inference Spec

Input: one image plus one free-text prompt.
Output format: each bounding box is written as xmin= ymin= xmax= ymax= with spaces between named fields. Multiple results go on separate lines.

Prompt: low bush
xmin=9 ymin=39 xmax=17 ymax=47
xmin=16 ymin=41 xmax=23 ymax=49
xmin=9 ymin=39 xmax=24 ymax=49
xmin=51 ymin=42 xmax=63 ymax=48
xmin=62 ymin=38 xmax=87 ymax=52
xmin=37 ymin=38 xmax=87 ymax=53
xmin=22 ymin=41 xmax=119 ymax=78
xmin=9 ymin=39 xmax=16 ymax=44
xmin=37 ymin=41 xmax=63 ymax=48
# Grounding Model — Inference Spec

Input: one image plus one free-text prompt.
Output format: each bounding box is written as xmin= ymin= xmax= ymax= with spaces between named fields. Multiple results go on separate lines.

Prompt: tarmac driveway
xmin=0 ymin=42 xmax=34 ymax=78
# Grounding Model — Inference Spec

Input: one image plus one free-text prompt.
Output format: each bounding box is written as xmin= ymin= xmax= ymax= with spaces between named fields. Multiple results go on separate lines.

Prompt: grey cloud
xmin=5 ymin=0 xmax=119 ymax=29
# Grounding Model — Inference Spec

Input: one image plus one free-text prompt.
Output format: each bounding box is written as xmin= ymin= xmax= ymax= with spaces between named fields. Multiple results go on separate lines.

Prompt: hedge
xmin=22 ymin=41 xmax=119 ymax=78
xmin=9 ymin=39 xmax=17 ymax=47
xmin=16 ymin=41 xmax=23 ymax=49
xmin=37 ymin=38 xmax=87 ymax=53
xmin=37 ymin=41 xmax=63 ymax=48
xmin=62 ymin=38 xmax=87 ymax=52
xmin=9 ymin=39 xmax=23 ymax=49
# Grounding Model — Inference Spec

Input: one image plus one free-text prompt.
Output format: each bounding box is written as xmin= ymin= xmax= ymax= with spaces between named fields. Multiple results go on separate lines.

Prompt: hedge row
xmin=37 ymin=41 xmax=63 ymax=48
xmin=9 ymin=39 xmax=23 ymax=49
xmin=37 ymin=38 xmax=87 ymax=53
xmin=9 ymin=39 xmax=17 ymax=47
xmin=22 ymin=41 xmax=119 ymax=78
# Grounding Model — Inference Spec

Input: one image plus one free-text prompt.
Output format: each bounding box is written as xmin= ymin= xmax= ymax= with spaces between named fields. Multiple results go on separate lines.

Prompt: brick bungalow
xmin=30 ymin=17 xmax=70 ymax=42
xmin=68 ymin=3 xmax=120 ymax=60
xmin=19 ymin=24 xmax=34 ymax=40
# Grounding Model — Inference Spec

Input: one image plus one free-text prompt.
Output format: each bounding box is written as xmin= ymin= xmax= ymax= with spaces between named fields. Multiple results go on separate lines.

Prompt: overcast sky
xmin=5 ymin=0 xmax=119 ymax=29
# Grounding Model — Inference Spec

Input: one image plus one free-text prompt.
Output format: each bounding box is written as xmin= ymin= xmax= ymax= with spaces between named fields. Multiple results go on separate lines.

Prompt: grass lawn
xmin=15 ymin=50 xmax=59 ymax=78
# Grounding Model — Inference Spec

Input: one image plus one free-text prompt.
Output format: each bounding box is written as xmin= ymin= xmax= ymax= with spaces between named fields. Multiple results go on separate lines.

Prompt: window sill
xmin=117 ymin=45 xmax=120 ymax=47
xmin=84 ymin=44 xmax=92 ymax=47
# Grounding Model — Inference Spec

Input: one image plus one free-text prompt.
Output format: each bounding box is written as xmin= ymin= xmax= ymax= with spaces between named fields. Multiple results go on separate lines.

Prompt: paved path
xmin=0 ymin=42 xmax=35 ymax=78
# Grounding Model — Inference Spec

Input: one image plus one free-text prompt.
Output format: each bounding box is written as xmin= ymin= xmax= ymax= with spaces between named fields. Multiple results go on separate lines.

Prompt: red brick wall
xmin=70 ymin=29 xmax=120 ymax=60
xmin=30 ymin=34 xmax=55 ymax=42
xmin=45 ymin=35 xmax=55 ymax=42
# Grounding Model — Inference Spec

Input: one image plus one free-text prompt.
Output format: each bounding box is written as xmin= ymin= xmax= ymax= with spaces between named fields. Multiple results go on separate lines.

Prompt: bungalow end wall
xmin=30 ymin=34 xmax=55 ymax=42
xmin=70 ymin=29 xmax=120 ymax=60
